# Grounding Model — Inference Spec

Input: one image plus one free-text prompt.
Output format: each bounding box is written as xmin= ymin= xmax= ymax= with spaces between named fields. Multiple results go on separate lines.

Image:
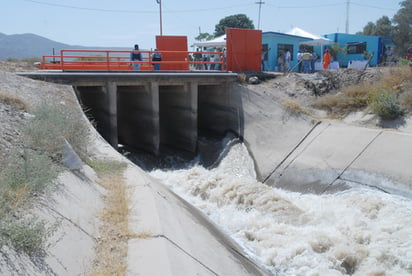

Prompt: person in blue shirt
xmin=130 ymin=44 xmax=142 ymax=70
xmin=152 ymin=49 xmax=162 ymax=70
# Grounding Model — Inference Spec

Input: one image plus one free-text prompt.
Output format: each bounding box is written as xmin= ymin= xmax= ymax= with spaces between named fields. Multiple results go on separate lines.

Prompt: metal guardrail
xmin=39 ymin=49 xmax=226 ymax=71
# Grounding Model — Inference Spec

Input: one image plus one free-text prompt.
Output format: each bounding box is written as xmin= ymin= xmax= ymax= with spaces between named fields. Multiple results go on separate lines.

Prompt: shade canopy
xmin=286 ymin=27 xmax=322 ymax=39
xmin=287 ymin=27 xmax=334 ymax=46
xmin=299 ymin=37 xmax=334 ymax=46
xmin=193 ymin=35 xmax=226 ymax=48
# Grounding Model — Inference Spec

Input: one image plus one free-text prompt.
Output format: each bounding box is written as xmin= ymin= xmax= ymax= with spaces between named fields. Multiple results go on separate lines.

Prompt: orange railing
xmin=39 ymin=49 xmax=226 ymax=71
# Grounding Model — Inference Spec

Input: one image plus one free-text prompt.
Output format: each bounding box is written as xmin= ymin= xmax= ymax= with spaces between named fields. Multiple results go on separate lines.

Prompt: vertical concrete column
xmin=149 ymin=82 xmax=160 ymax=154
xmin=159 ymin=82 xmax=198 ymax=152
xmin=116 ymin=83 xmax=160 ymax=154
xmin=198 ymin=82 xmax=242 ymax=137
xmin=187 ymin=81 xmax=198 ymax=152
xmin=105 ymin=81 xmax=118 ymax=149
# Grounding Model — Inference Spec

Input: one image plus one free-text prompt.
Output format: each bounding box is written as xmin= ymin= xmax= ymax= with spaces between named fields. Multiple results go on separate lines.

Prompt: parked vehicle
xmin=407 ymin=47 xmax=412 ymax=60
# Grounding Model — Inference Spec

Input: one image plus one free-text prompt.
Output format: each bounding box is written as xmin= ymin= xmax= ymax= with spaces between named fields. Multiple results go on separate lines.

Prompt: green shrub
xmin=369 ymin=90 xmax=403 ymax=120
xmin=22 ymin=103 xmax=89 ymax=161
xmin=0 ymin=149 xmax=58 ymax=212
xmin=0 ymin=217 xmax=52 ymax=256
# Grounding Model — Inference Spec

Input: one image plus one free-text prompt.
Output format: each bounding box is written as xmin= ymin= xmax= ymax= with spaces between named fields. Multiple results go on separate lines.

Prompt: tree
xmin=358 ymin=22 xmax=376 ymax=36
xmin=358 ymin=16 xmax=393 ymax=37
xmin=214 ymin=14 xmax=255 ymax=37
xmin=392 ymin=0 xmax=412 ymax=56
xmin=195 ymin=32 xmax=214 ymax=42
xmin=375 ymin=16 xmax=393 ymax=37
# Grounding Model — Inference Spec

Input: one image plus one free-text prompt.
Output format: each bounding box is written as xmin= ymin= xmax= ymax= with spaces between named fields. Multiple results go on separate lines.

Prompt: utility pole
xmin=256 ymin=1 xmax=265 ymax=30
xmin=156 ymin=0 xmax=163 ymax=35
xmin=345 ymin=0 xmax=350 ymax=34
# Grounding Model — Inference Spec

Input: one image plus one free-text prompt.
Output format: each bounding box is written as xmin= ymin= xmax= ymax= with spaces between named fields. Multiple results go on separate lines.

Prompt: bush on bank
xmin=0 ymin=100 xmax=89 ymax=256
xmin=313 ymin=65 xmax=411 ymax=120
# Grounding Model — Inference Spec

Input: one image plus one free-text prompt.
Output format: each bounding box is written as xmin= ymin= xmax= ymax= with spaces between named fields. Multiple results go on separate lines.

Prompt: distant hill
xmin=0 ymin=33 xmax=127 ymax=60
xmin=0 ymin=33 xmax=72 ymax=60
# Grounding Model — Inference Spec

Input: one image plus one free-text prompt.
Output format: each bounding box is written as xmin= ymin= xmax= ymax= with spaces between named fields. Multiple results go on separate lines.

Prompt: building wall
xmin=262 ymin=32 xmax=311 ymax=71
xmin=324 ymin=33 xmax=382 ymax=67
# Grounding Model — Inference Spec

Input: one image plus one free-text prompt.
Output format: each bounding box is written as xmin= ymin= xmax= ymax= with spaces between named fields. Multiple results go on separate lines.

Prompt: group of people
xmin=193 ymin=47 xmax=225 ymax=70
xmin=130 ymin=44 xmax=162 ymax=71
xmin=277 ymin=48 xmax=332 ymax=73
xmin=296 ymin=49 xmax=319 ymax=73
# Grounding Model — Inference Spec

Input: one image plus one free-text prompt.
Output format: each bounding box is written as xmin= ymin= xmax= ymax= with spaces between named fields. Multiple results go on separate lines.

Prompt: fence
xmin=39 ymin=49 xmax=225 ymax=71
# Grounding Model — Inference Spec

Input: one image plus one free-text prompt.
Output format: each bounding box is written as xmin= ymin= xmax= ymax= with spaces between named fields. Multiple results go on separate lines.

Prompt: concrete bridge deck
xmin=20 ymin=71 xmax=241 ymax=155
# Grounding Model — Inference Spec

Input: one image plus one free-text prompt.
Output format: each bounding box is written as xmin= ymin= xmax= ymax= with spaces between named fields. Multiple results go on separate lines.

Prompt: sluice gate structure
xmin=21 ymin=71 xmax=242 ymax=155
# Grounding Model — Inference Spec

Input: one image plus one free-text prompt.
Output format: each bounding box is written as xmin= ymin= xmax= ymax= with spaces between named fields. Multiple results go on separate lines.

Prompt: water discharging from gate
xmin=141 ymin=139 xmax=412 ymax=275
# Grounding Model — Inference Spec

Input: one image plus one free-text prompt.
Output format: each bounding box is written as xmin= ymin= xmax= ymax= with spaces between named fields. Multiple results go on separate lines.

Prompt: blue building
xmin=324 ymin=33 xmax=393 ymax=67
xmin=263 ymin=30 xmax=394 ymax=71
xmin=262 ymin=32 xmax=318 ymax=72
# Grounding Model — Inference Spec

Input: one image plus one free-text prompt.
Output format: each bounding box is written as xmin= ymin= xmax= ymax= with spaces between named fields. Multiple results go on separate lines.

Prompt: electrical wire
xmin=23 ymin=0 xmax=156 ymax=13
xmin=23 ymin=0 xmax=253 ymax=14
xmin=351 ymin=2 xmax=398 ymax=11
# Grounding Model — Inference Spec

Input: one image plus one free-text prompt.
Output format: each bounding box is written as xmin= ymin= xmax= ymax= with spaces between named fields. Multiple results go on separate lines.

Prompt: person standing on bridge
xmin=131 ymin=44 xmax=142 ymax=71
xmin=152 ymin=49 xmax=162 ymax=70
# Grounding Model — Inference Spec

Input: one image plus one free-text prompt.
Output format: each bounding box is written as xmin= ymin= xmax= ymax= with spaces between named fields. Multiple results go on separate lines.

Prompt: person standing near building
xmin=277 ymin=52 xmax=284 ymax=72
xmin=385 ymin=46 xmax=394 ymax=64
xmin=284 ymin=49 xmax=291 ymax=72
xmin=152 ymin=49 xmax=162 ymax=70
xmin=311 ymin=51 xmax=318 ymax=73
xmin=323 ymin=49 xmax=332 ymax=70
xmin=130 ymin=44 xmax=142 ymax=71
xmin=302 ymin=50 xmax=312 ymax=73
xmin=297 ymin=50 xmax=303 ymax=73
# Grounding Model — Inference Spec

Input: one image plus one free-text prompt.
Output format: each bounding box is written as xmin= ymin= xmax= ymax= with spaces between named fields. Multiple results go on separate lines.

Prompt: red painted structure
xmin=156 ymin=35 xmax=189 ymax=71
xmin=38 ymin=29 xmax=263 ymax=72
xmin=226 ymin=28 xmax=262 ymax=72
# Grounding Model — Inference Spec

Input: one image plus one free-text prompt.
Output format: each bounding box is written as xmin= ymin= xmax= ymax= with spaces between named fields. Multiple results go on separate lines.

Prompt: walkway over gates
xmin=38 ymin=49 xmax=226 ymax=71
xmin=38 ymin=28 xmax=263 ymax=72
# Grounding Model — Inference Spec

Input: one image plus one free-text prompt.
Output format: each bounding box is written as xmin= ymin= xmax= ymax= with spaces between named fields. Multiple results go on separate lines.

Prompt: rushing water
xmin=149 ymin=142 xmax=412 ymax=275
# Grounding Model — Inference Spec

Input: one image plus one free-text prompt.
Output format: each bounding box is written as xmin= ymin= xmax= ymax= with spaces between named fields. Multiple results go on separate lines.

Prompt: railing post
xmin=106 ymin=51 xmax=110 ymax=71
xmin=60 ymin=50 xmax=64 ymax=71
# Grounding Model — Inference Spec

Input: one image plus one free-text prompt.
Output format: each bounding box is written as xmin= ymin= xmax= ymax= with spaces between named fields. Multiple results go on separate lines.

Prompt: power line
xmin=23 ymin=0 xmax=254 ymax=14
xmin=23 ymin=0 xmax=155 ymax=13
xmin=351 ymin=2 xmax=398 ymax=11
xmin=273 ymin=2 xmax=343 ymax=9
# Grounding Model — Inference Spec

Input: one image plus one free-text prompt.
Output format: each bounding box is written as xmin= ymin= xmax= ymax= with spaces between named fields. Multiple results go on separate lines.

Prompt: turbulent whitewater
xmin=149 ymin=143 xmax=412 ymax=275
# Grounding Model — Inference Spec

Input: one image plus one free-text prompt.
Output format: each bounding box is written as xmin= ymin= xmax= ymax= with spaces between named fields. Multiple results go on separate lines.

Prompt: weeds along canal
xmin=121 ymin=134 xmax=412 ymax=276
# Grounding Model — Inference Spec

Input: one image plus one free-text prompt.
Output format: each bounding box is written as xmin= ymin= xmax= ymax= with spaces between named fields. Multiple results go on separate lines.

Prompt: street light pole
xmin=156 ymin=0 xmax=163 ymax=35
xmin=256 ymin=1 xmax=265 ymax=30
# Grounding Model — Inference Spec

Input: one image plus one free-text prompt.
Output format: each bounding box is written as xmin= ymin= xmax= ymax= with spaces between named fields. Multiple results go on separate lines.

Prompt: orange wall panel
xmin=155 ymin=36 xmax=189 ymax=70
xmin=226 ymin=28 xmax=262 ymax=72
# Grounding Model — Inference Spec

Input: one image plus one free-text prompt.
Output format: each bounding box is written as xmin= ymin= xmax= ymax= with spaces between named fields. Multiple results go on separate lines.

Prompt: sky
xmin=1 ymin=0 xmax=401 ymax=50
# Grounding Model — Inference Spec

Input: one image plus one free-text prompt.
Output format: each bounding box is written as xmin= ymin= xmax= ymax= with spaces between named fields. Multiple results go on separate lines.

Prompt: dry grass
xmin=379 ymin=67 xmax=411 ymax=91
xmin=281 ymin=99 xmax=311 ymax=116
xmin=313 ymin=66 xmax=411 ymax=117
xmin=89 ymin=161 xmax=130 ymax=276
xmin=0 ymin=92 xmax=28 ymax=111
xmin=400 ymin=91 xmax=412 ymax=111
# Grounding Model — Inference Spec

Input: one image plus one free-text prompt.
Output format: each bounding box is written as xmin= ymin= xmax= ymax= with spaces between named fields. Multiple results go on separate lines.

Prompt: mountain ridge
xmin=0 ymin=33 xmax=127 ymax=60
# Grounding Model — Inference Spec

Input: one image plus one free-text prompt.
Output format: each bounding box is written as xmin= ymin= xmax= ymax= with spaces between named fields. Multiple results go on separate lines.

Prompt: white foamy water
xmin=149 ymin=143 xmax=412 ymax=275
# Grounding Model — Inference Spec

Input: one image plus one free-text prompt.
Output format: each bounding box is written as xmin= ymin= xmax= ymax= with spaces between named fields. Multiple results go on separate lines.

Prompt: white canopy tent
xmin=193 ymin=34 xmax=226 ymax=49
xmin=286 ymin=27 xmax=322 ymax=40
xmin=287 ymin=27 xmax=334 ymax=65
